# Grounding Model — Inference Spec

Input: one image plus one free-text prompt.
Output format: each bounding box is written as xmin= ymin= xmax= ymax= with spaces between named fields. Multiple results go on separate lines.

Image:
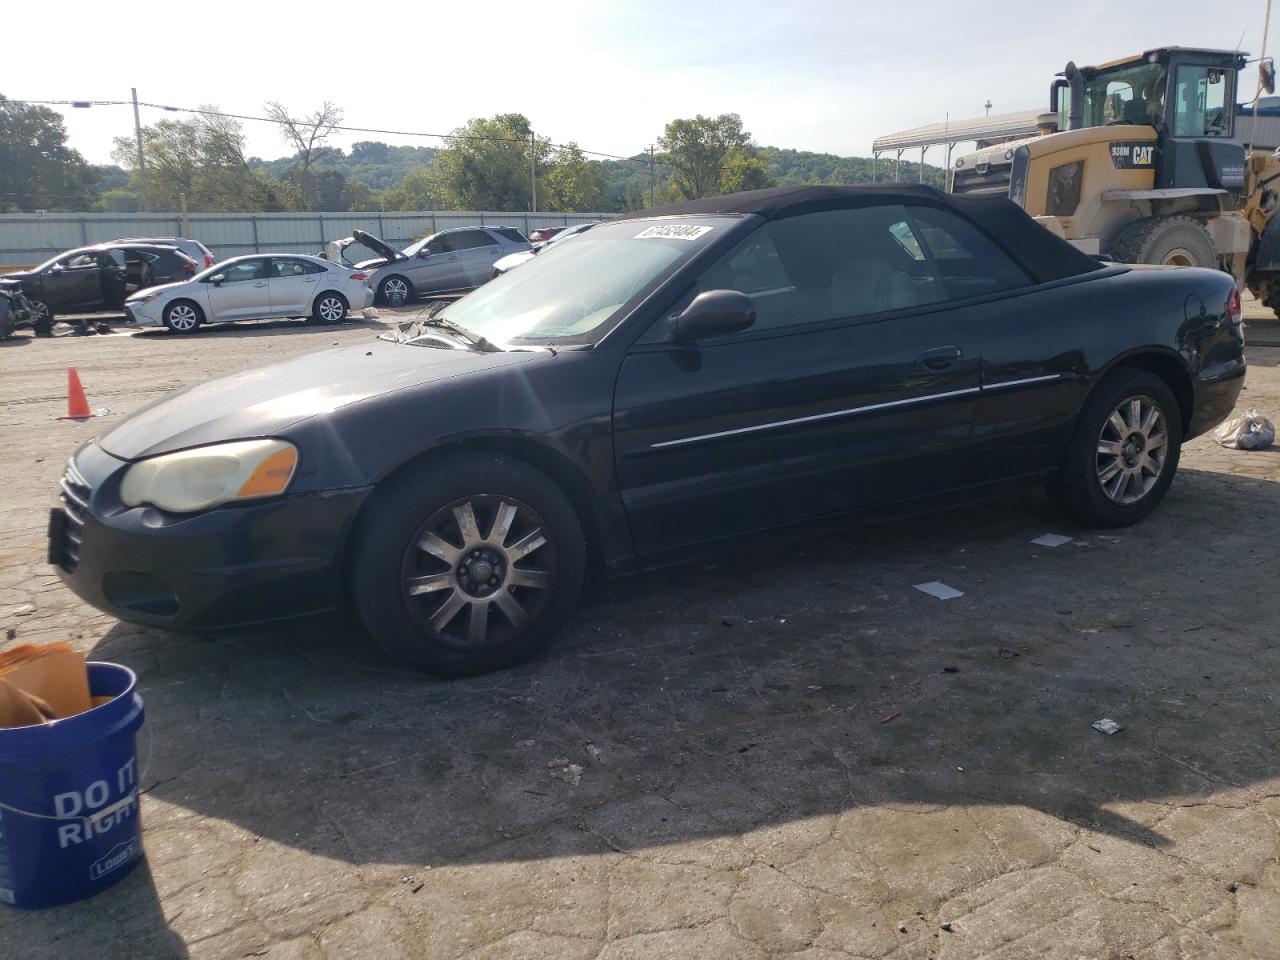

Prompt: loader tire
xmin=1109 ymin=216 xmax=1217 ymax=269
xmin=1261 ymin=274 xmax=1280 ymax=320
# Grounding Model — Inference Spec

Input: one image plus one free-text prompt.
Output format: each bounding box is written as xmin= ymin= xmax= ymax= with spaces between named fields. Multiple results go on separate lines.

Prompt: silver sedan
xmin=123 ymin=254 xmax=375 ymax=334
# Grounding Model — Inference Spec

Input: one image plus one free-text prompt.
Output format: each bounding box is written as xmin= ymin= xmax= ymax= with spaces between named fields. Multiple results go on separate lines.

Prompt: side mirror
xmin=671 ymin=289 xmax=756 ymax=343
xmin=210 ymin=274 xmax=225 ymax=285
xmin=417 ymin=249 xmax=432 ymax=259
xmin=49 ymin=263 xmax=64 ymax=273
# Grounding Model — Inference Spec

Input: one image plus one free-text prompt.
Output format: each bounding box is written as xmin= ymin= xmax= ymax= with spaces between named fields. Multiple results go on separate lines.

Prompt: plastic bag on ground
xmin=1212 ymin=408 xmax=1276 ymax=450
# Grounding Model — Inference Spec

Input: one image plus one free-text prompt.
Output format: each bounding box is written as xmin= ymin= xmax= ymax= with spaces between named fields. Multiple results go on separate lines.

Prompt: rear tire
xmin=1109 ymin=216 xmax=1217 ymax=269
xmin=349 ymin=452 xmax=586 ymax=676
xmin=163 ymin=300 xmax=203 ymax=334
xmin=378 ymin=275 xmax=413 ymax=307
xmin=1048 ymin=368 xmax=1182 ymax=527
xmin=308 ymin=291 xmax=348 ymax=325
xmin=1261 ymin=273 xmax=1280 ymax=321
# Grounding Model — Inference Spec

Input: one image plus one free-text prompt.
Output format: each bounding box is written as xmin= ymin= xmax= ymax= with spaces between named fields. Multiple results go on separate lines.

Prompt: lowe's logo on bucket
xmin=89 ymin=840 xmax=138 ymax=881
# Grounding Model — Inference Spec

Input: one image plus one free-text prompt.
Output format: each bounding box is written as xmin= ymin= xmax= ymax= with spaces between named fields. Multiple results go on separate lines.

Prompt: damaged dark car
xmin=52 ymin=186 xmax=1244 ymax=676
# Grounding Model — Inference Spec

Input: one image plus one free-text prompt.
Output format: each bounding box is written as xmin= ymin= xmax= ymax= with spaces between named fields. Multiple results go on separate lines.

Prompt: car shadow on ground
xmin=85 ymin=468 xmax=1279 ymax=877
xmin=127 ymin=317 xmax=389 ymax=340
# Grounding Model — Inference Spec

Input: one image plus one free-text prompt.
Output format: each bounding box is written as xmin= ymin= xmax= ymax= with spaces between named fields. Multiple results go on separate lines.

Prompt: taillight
xmin=1227 ymin=287 xmax=1242 ymax=325
xmin=204 ymin=255 xmax=215 ymax=268
xmin=181 ymin=262 xmax=195 ymax=274
xmin=350 ymin=273 xmax=368 ymax=281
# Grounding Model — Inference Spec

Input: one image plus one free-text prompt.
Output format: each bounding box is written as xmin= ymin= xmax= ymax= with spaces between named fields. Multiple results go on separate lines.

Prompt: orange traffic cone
xmin=59 ymin=368 xmax=93 ymax=420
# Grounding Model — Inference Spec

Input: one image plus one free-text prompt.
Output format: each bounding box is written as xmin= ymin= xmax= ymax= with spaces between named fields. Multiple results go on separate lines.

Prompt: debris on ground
xmin=1212 ymin=408 xmax=1276 ymax=450
xmin=914 ymin=581 xmax=964 ymax=600
xmin=880 ymin=711 xmax=900 ymax=724
xmin=997 ymin=647 xmax=1020 ymax=659
xmin=584 ymin=741 xmax=604 ymax=763
xmin=942 ymin=665 xmax=960 ymax=673
xmin=547 ymin=758 xmax=584 ymax=786
xmin=12 ymin=604 xmax=35 ymax=617
xmin=1091 ymin=718 xmax=1123 ymax=735
xmin=1031 ymin=533 xmax=1073 ymax=547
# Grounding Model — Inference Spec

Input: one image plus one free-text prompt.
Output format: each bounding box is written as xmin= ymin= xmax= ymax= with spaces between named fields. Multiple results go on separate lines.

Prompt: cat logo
xmin=1109 ymin=142 xmax=1156 ymax=169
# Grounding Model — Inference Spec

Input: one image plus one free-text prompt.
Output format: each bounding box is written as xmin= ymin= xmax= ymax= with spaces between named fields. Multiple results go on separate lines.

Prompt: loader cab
xmin=1054 ymin=47 xmax=1247 ymax=192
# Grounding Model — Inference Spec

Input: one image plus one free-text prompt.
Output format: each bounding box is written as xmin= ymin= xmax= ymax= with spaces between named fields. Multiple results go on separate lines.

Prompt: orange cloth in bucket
xmin=0 ymin=643 xmax=92 ymax=726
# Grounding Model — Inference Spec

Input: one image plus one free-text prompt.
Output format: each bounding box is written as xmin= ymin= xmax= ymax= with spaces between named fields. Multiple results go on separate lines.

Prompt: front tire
xmin=349 ymin=453 xmax=586 ymax=676
xmin=1109 ymin=216 xmax=1217 ymax=269
xmin=308 ymin=291 xmax=348 ymax=325
xmin=1049 ymin=368 xmax=1182 ymax=527
xmin=378 ymin=275 xmax=413 ymax=307
xmin=29 ymin=300 xmax=53 ymax=336
xmin=163 ymin=300 xmax=203 ymax=334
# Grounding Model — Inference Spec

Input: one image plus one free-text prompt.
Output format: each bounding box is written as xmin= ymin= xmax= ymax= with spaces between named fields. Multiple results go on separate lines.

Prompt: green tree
xmin=720 ymin=148 xmax=774 ymax=193
xmin=97 ymin=189 xmax=140 ymax=212
xmin=0 ymin=96 xmax=99 ymax=211
xmin=542 ymin=144 xmax=606 ymax=211
xmin=112 ymin=109 xmax=286 ymax=212
xmin=432 ymin=114 xmax=548 ymax=211
xmin=380 ymin=168 xmax=442 ymax=211
xmin=658 ymin=113 xmax=753 ymax=200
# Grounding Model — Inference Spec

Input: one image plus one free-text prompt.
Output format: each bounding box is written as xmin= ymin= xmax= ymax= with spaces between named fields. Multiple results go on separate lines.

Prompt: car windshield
xmin=401 ymin=234 xmax=432 ymax=257
xmin=410 ymin=217 xmax=735 ymax=346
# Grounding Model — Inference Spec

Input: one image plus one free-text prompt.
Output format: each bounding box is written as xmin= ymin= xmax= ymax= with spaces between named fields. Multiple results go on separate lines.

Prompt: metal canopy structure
xmin=870 ymin=108 xmax=1043 ymax=188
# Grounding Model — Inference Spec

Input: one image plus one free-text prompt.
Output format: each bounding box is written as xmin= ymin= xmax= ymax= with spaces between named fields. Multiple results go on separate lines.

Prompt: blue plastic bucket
xmin=0 ymin=662 xmax=145 ymax=909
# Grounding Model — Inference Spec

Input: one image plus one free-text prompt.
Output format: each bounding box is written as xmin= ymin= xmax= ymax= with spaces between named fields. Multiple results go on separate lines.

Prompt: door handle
xmin=917 ymin=345 xmax=963 ymax=370
xmin=252 ymin=282 xmax=267 ymax=287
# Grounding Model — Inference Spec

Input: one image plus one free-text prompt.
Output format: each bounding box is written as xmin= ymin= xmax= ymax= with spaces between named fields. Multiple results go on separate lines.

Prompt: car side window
xmin=270 ymin=258 xmax=322 ymax=277
xmin=426 ymin=236 xmax=452 ymax=255
xmin=220 ymin=260 xmax=268 ymax=283
xmin=452 ymin=230 xmax=497 ymax=251
xmin=61 ymin=253 xmax=98 ymax=270
xmin=906 ymin=206 xmax=1031 ymax=299
xmin=685 ymin=204 xmax=947 ymax=333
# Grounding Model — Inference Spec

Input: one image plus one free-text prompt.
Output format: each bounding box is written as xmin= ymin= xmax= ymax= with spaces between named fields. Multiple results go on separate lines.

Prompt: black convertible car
xmin=51 ymin=186 xmax=1245 ymax=675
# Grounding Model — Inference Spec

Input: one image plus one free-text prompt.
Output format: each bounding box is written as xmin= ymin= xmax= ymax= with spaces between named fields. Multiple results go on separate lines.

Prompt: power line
xmin=2 ymin=97 xmax=673 ymax=167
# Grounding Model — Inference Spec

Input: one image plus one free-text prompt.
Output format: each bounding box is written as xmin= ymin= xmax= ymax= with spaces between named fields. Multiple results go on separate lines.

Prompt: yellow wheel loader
xmin=953 ymin=47 xmax=1280 ymax=316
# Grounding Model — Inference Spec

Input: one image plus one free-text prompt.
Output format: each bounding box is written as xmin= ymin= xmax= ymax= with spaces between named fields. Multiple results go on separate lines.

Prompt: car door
xmin=267 ymin=257 xmax=321 ymax=316
xmin=899 ymin=205 xmax=1090 ymax=479
xmin=203 ymin=258 xmax=271 ymax=321
xmin=405 ymin=234 xmax=463 ymax=295
xmin=611 ymin=203 xmax=984 ymax=556
xmin=452 ymin=229 xmax=504 ymax=287
xmin=42 ymin=253 xmax=101 ymax=310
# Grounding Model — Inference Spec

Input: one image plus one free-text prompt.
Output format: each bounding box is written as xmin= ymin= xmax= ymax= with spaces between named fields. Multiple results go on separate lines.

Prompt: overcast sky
xmin=7 ymin=0 xmax=1274 ymax=166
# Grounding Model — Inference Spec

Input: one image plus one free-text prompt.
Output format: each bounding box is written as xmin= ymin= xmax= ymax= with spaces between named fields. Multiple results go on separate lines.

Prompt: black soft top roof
xmin=619 ymin=184 xmax=1102 ymax=284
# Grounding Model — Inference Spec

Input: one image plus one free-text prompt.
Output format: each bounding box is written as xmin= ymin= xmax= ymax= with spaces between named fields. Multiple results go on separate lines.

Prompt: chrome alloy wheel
xmin=318 ymin=295 xmax=345 ymax=322
xmin=1096 ymin=395 xmax=1169 ymax=505
xmin=167 ymin=304 xmax=199 ymax=331
xmin=382 ymin=277 xmax=409 ymax=306
xmin=401 ymin=495 xmax=556 ymax=649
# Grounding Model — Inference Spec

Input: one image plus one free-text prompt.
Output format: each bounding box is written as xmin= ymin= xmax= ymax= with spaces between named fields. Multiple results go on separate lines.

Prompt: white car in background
xmin=491 ymin=222 xmax=597 ymax=278
xmin=123 ymin=254 xmax=374 ymax=334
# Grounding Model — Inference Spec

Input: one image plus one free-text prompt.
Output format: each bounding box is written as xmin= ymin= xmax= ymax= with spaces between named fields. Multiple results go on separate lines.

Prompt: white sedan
xmin=123 ymin=254 xmax=374 ymax=334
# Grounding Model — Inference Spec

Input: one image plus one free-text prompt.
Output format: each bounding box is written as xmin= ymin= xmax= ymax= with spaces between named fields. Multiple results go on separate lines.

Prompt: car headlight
xmin=128 ymin=290 xmax=164 ymax=305
xmin=120 ymin=439 xmax=298 ymax=513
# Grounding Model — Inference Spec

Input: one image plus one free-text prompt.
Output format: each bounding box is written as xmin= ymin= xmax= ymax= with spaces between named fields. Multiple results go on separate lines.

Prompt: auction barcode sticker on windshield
xmin=634 ymin=224 xmax=713 ymax=241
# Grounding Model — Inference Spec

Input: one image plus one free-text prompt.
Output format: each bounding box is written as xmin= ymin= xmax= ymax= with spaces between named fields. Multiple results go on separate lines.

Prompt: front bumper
xmin=51 ymin=442 xmax=373 ymax=631
xmin=122 ymin=300 xmax=163 ymax=326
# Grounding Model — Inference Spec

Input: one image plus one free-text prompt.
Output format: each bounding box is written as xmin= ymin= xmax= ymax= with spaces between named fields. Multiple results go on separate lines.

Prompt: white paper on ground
xmin=1091 ymin=718 xmax=1123 ymax=735
xmin=1031 ymin=533 xmax=1074 ymax=547
xmin=913 ymin=581 xmax=964 ymax=600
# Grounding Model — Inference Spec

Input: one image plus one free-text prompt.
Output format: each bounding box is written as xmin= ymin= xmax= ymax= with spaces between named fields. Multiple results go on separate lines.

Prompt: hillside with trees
xmin=1 ymin=97 xmax=947 ymax=215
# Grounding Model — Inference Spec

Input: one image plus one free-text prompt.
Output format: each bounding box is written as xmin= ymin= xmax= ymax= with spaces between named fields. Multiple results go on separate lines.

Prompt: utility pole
xmin=984 ymin=99 xmax=993 ymax=116
xmin=529 ymin=130 xmax=537 ymax=214
xmin=648 ymin=144 xmax=655 ymax=207
xmin=131 ymin=87 xmax=149 ymax=213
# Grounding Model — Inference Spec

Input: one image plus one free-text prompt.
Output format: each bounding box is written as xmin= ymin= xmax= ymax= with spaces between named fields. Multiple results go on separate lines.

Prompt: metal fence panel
xmin=0 ymin=211 xmax=613 ymax=266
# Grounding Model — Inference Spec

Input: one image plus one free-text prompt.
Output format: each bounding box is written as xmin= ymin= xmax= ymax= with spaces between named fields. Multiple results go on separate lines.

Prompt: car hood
xmin=125 ymin=279 xmax=190 ymax=301
xmin=97 ymin=339 xmax=539 ymax=460
xmin=1 ymin=270 xmax=35 ymax=283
